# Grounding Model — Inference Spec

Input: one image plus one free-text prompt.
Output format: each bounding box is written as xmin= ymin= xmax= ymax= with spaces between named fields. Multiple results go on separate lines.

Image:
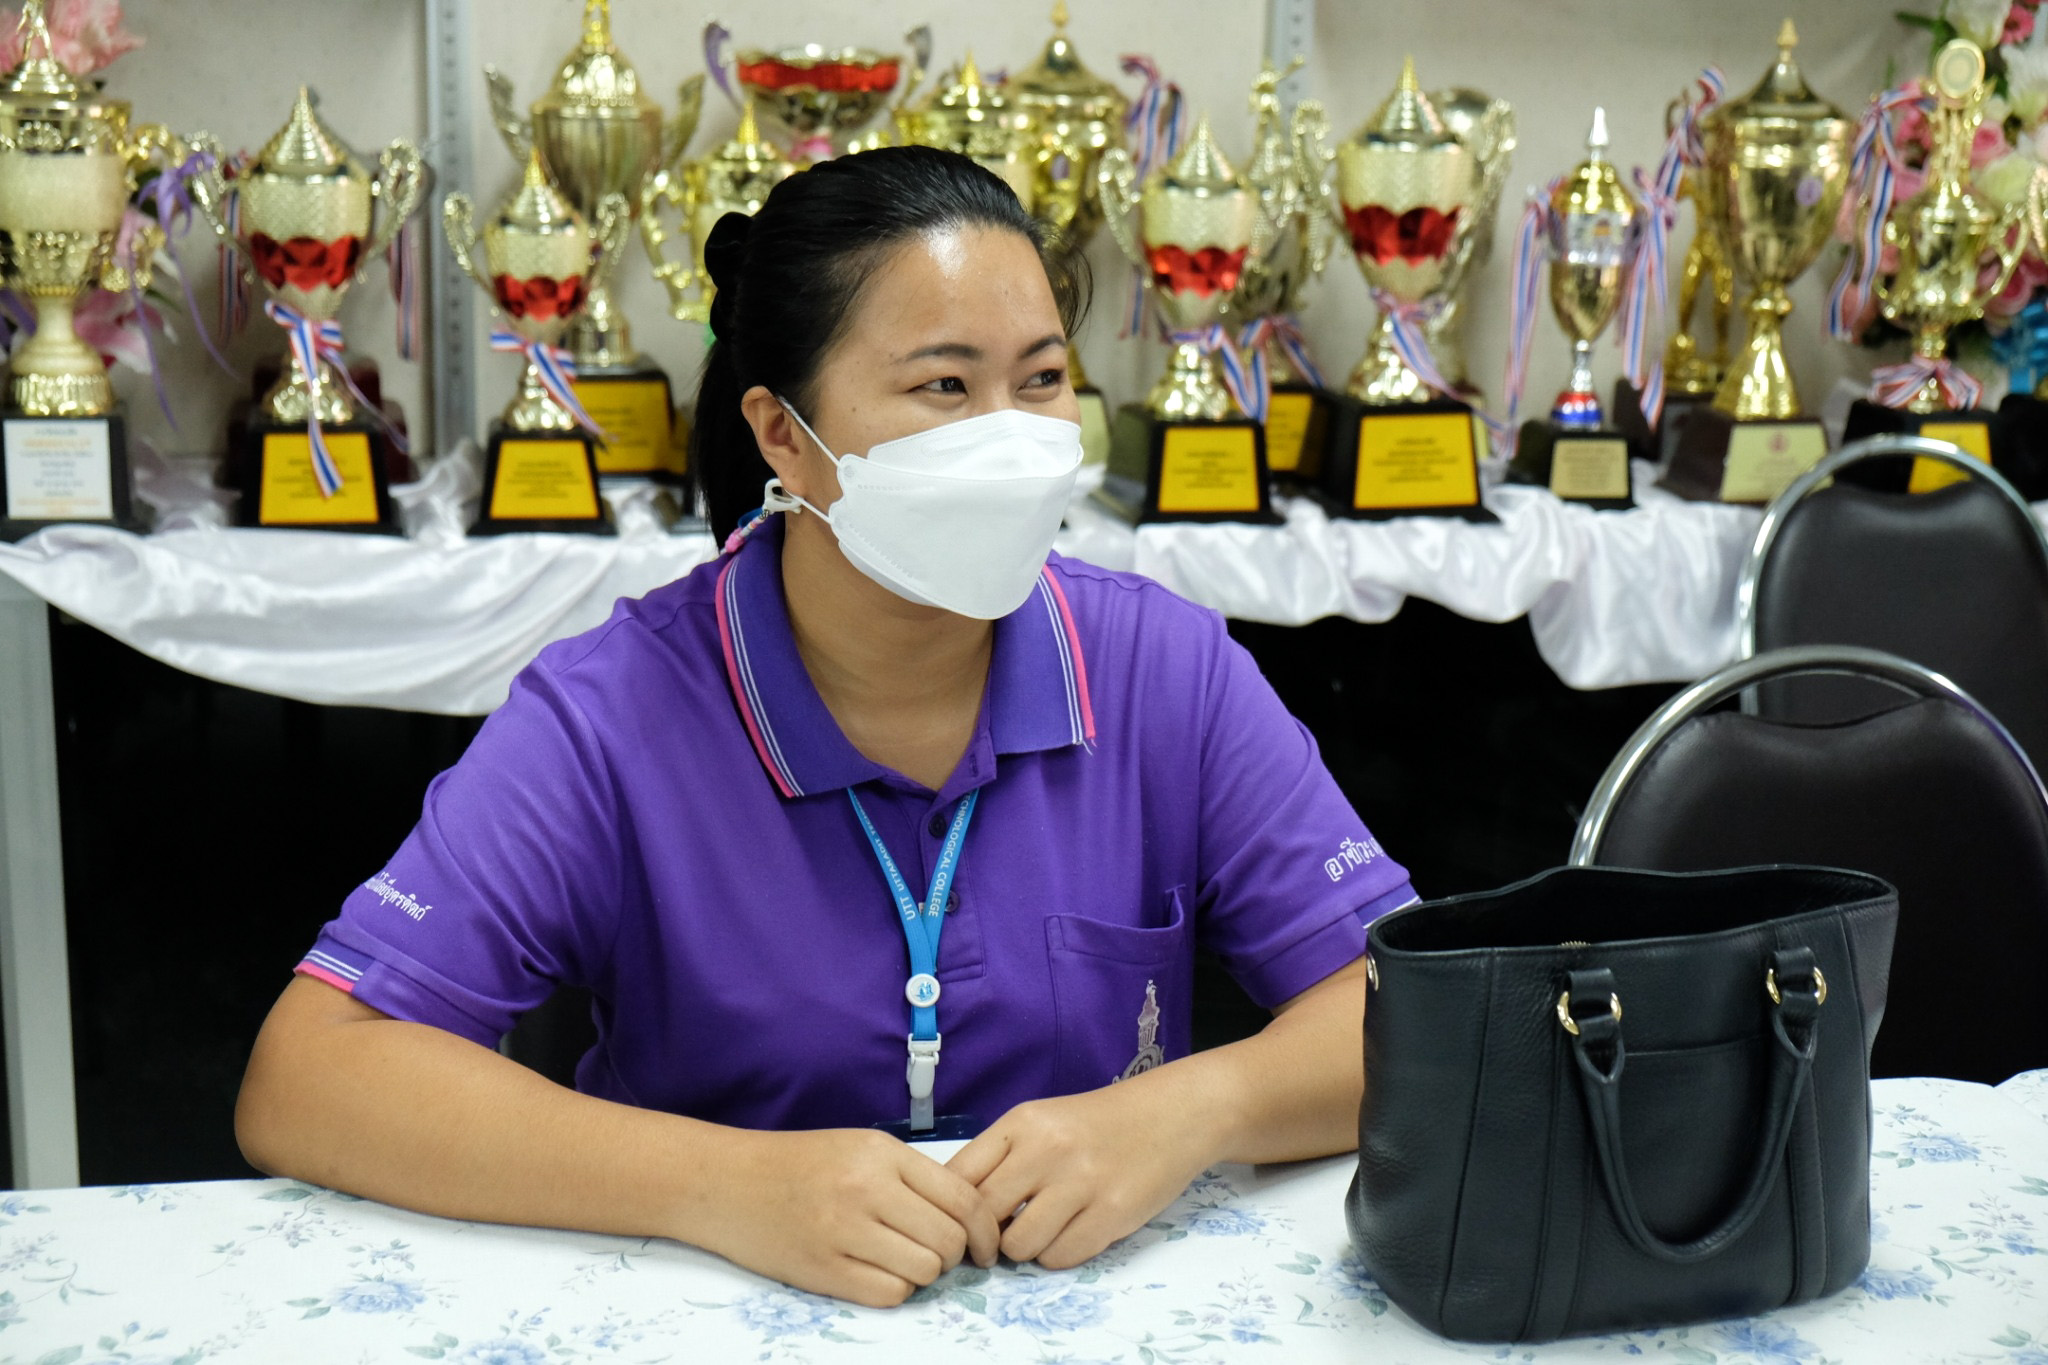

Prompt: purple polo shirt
xmin=295 ymin=518 xmax=1414 ymax=1131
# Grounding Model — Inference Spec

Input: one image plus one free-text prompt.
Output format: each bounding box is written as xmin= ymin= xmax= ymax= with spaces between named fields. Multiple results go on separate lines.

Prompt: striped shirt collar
xmin=715 ymin=517 xmax=1096 ymax=800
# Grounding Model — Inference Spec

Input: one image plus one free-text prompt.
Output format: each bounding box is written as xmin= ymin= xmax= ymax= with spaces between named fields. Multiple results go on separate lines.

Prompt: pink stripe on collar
xmin=1040 ymin=566 xmax=1096 ymax=743
xmin=716 ymin=557 xmax=799 ymax=799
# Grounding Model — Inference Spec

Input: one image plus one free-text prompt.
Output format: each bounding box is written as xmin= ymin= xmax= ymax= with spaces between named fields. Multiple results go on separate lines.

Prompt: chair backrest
xmin=1734 ymin=435 xmax=2048 ymax=767
xmin=1573 ymin=645 xmax=2048 ymax=1084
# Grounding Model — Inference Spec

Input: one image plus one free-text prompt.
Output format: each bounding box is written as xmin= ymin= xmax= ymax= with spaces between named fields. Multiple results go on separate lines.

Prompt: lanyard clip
xmin=906 ymin=1034 xmax=942 ymax=1099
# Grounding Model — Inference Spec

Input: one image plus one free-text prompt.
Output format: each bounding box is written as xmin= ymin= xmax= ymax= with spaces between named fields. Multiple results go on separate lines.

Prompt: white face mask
xmin=768 ymin=399 xmax=1083 ymax=620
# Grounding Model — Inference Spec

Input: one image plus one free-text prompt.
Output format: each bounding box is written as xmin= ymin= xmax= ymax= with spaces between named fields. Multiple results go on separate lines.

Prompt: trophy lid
xmin=920 ymin=51 xmax=1007 ymax=119
xmin=0 ymin=0 xmax=87 ymax=103
xmin=497 ymin=147 xmax=587 ymax=236
xmin=1004 ymin=2 xmax=1128 ymax=125
xmin=537 ymin=0 xmax=659 ymax=116
xmin=247 ymin=87 xmax=369 ymax=180
xmin=704 ymin=95 xmax=795 ymax=175
xmin=1551 ymin=106 xmax=1636 ymax=219
xmin=1716 ymin=19 xmax=1844 ymax=124
xmin=902 ymin=52 xmax=1021 ymax=154
xmin=1155 ymin=111 xmax=1240 ymax=195
xmin=1243 ymin=58 xmax=1298 ymax=185
xmin=1360 ymin=57 xmax=1459 ymax=151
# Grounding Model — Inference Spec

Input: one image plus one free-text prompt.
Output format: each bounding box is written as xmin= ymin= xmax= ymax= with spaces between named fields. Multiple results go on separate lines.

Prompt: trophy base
xmin=1090 ymin=404 xmax=1278 ymax=525
xmin=0 ymin=408 xmax=141 ymax=542
xmin=1659 ymin=407 xmax=1830 ymax=505
xmin=471 ymin=424 xmax=614 ymax=537
xmin=231 ymin=414 xmax=402 ymax=534
xmin=1076 ymin=386 xmax=1112 ymax=471
xmin=1316 ymin=396 xmax=1495 ymax=523
xmin=1994 ymin=392 xmax=2048 ymax=500
xmin=572 ymin=363 xmax=682 ymax=483
xmin=1264 ymin=384 xmax=1337 ymax=488
xmin=1840 ymin=398 xmax=1995 ymax=494
xmin=1506 ymin=421 xmax=1635 ymax=510
xmin=1609 ymin=379 xmax=1698 ymax=466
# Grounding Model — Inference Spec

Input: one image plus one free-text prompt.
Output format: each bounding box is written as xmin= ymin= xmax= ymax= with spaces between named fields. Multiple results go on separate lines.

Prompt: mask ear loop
xmin=724 ymin=399 xmax=840 ymax=553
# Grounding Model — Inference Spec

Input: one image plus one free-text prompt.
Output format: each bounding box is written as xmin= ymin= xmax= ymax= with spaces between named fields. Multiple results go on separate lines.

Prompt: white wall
xmin=93 ymin=0 xmax=1917 ymax=461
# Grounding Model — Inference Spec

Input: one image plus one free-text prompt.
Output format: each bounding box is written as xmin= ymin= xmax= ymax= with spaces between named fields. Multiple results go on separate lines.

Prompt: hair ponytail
xmin=687 ymin=145 xmax=1091 ymax=543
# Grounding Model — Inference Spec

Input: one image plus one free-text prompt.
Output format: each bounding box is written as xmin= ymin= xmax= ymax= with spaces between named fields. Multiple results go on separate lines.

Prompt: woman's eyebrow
xmin=894 ymin=333 xmax=1069 ymax=365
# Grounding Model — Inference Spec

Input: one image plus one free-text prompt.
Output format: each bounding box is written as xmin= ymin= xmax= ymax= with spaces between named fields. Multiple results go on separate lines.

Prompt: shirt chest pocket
xmin=1044 ymin=887 xmax=1194 ymax=1096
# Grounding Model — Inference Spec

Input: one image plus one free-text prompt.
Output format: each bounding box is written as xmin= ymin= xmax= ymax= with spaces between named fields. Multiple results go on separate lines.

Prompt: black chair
xmin=1734 ymin=435 xmax=2048 ymax=769
xmin=1571 ymin=645 xmax=2048 ymax=1084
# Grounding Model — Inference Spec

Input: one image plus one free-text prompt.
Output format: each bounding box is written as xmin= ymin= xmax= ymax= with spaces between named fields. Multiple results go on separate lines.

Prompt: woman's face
xmin=746 ymin=224 xmax=1077 ymax=509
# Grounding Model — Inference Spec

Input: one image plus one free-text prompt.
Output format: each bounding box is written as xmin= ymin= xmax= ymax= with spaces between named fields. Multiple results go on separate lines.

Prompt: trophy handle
xmin=592 ymin=191 xmax=632 ymax=285
xmin=101 ymin=217 xmax=164 ymax=295
xmin=1872 ymin=216 xmax=1902 ymax=319
xmin=184 ymin=130 xmax=246 ymax=259
xmin=1437 ymin=99 xmax=1516 ymax=301
xmin=1987 ymin=199 xmax=2031 ymax=302
xmin=640 ymin=166 xmax=706 ymax=322
xmin=663 ymin=74 xmax=707 ymax=173
xmin=441 ymin=192 xmax=490 ymax=292
xmin=1095 ymin=147 xmax=1146 ymax=271
xmin=365 ymin=139 xmax=426 ymax=262
xmin=895 ymin=24 xmax=933 ymax=114
xmin=1290 ymin=100 xmax=1343 ymax=239
xmin=483 ymin=66 xmax=534 ymax=163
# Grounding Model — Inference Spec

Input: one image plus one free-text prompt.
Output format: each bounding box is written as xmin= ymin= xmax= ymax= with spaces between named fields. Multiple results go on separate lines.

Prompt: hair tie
xmin=703 ymin=212 xmax=754 ymax=293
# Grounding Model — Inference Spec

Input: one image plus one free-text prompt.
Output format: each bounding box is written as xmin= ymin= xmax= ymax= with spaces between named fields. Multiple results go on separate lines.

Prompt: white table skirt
xmin=0 ymin=452 xmax=1778 ymax=715
xmin=2 ymin=1073 xmax=2044 ymax=1363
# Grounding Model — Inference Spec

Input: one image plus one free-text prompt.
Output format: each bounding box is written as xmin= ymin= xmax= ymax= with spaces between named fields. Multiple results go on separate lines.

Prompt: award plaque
xmin=1097 ymin=405 xmax=1274 ymax=524
xmin=0 ymin=414 xmax=138 ymax=540
xmin=1655 ymin=22 xmax=1849 ymax=504
xmin=474 ymin=431 xmax=608 ymax=535
xmin=574 ymin=371 xmax=682 ymax=479
xmin=1322 ymin=397 xmax=1489 ymax=521
xmin=1262 ymin=384 xmax=1332 ymax=483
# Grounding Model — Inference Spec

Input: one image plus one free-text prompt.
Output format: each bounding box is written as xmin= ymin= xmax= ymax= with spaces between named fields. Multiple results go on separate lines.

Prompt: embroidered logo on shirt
xmin=363 ymin=871 xmax=431 ymax=922
xmin=1116 ymin=981 xmax=1166 ymax=1082
xmin=1323 ymin=836 xmax=1383 ymax=884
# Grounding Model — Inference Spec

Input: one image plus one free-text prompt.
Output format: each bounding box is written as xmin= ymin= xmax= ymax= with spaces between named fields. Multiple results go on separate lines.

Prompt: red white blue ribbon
xmin=1870 ymin=354 xmax=1983 ymax=412
xmin=1621 ymin=67 xmax=1725 ymax=430
xmin=265 ymin=299 xmax=348 ymax=498
xmin=491 ymin=329 xmax=609 ymax=442
xmin=1828 ymin=82 xmax=1933 ymax=343
xmin=1373 ymin=288 xmax=1508 ymax=448
xmin=1118 ymin=55 xmax=1187 ymax=340
xmin=1502 ymin=178 xmax=1562 ymax=433
xmin=1237 ymin=313 xmax=1326 ymax=423
xmin=1168 ymin=323 xmax=1259 ymax=421
xmin=388 ymin=215 xmax=422 ymax=362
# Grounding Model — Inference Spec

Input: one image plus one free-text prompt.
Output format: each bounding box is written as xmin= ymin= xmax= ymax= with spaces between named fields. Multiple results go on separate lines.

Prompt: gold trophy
xmin=1296 ymin=57 xmax=1490 ymax=521
xmin=896 ymin=53 xmax=1036 ymax=211
xmin=1004 ymin=3 xmax=1130 ymax=467
xmin=1842 ymin=39 xmax=2024 ymax=491
xmin=0 ymin=0 xmax=176 ymax=537
xmin=1662 ymin=89 xmax=1737 ymax=406
xmin=708 ymin=21 xmax=921 ymax=166
xmin=1506 ymin=108 xmax=1638 ymax=507
xmin=485 ymin=0 xmax=704 ymax=480
xmin=1420 ymin=86 xmax=1517 ymax=398
xmin=444 ymin=153 xmax=630 ymax=535
xmin=189 ymin=89 xmax=423 ymax=532
xmin=1232 ymin=58 xmax=1337 ymax=484
xmin=640 ymin=97 xmax=796 ymax=327
xmin=1096 ymin=112 xmax=1275 ymax=524
xmin=1665 ymin=20 xmax=1850 ymax=504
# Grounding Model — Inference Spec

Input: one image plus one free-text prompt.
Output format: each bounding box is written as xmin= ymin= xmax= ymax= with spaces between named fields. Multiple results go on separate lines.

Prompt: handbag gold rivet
xmin=1556 ymin=989 xmax=1622 ymax=1036
xmin=1766 ymin=965 xmax=1828 ymax=1006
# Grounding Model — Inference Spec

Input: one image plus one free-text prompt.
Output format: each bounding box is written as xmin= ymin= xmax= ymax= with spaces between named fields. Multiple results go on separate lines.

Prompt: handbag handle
xmin=1563 ymin=947 xmax=1825 ymax=1265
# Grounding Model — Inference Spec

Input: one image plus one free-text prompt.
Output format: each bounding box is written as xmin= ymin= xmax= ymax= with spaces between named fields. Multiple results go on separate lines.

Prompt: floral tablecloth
xmin=3 ymin=1074 xmax=2045 ymax=1364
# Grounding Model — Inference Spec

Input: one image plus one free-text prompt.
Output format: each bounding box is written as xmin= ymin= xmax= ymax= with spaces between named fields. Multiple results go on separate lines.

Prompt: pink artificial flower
xmin=1897 ymin=104 xmax=1933 ymax=155
xmin=2008 ymin=3 xmax=2036 ymax=43
xmin=0 ymin=0 xmax=142 ymax=76
xmin=70 ymin=287 xmax=160 ymax=374
xmin=1972 ymin=123 xmax=2013 ymax=169
xmin=1982 ymin=239 xmax=2048 ymax=320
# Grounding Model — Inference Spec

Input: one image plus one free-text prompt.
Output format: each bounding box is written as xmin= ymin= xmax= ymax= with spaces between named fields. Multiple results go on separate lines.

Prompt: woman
xmin=237 ymin=146 xmax=1415 ymax=1308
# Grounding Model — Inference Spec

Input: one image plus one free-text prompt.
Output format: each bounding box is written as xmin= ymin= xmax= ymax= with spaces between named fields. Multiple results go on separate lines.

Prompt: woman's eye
xmin=1026 ymin=368 xmax=1065 ymax=389
xmin=919 ymin=376 xmax=968 ymax=395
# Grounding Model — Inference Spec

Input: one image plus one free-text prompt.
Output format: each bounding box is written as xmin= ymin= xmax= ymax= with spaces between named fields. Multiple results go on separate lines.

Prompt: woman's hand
xmin=944 ymin=1079 xmax=1221 ymax=1270
xmin=693 ymin=1127 xmax=1002 ymax=1308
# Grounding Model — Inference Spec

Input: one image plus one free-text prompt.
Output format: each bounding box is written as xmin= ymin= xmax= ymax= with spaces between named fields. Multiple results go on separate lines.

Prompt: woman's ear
xmin=740 ymin=386 xmax=813 ymax=497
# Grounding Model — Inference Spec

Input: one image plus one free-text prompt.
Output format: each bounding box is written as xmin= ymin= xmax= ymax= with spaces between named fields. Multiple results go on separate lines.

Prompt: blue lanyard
xmin=848 ymin=786 xmax=979 ymax=1130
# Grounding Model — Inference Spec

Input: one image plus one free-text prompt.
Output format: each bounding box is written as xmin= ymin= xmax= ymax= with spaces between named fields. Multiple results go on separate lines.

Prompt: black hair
xmin=690 ymin=144 xmax=1091 ymax=543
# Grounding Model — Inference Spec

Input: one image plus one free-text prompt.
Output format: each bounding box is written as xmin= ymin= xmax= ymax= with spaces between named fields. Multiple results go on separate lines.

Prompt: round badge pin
xmin=905 ymin=973 xmax=942 ymax=1007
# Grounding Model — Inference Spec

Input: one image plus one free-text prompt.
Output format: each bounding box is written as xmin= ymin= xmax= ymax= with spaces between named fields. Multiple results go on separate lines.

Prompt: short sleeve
xmin=1193 ymin=621 xmax=1415 ymax=1008
xmin=294 ymin=661 xmax=622 ymax=1047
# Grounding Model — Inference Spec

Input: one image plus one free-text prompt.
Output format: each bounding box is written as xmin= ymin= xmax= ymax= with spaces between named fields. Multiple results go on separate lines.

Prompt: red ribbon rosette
xmin=1343 ymin=205 xmax=1461 ymax=267
xmin=249 ymin=234 xmax=364 ymax=293
xmin=492 ymin=274 xmax=588 ymax=323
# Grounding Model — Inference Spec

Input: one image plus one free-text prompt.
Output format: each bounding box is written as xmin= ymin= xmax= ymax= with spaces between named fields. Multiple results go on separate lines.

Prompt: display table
xmin=0 ymin=462 xmax=1770 ymax=715
xmin=1 ymin=1074 xmax=2043 ymax=1362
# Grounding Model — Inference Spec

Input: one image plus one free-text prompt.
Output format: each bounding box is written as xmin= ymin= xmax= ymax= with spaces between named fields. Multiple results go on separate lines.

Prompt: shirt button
xmin=946 ymin=890 xmax=960 ymax=913
xmin=928 ymin=812 xmax=948 ymax=839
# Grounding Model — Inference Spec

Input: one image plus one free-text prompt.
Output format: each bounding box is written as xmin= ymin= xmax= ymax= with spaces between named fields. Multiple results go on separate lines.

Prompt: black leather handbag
xmin=1348 ymin=864 xmax=1898 ymax=1343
